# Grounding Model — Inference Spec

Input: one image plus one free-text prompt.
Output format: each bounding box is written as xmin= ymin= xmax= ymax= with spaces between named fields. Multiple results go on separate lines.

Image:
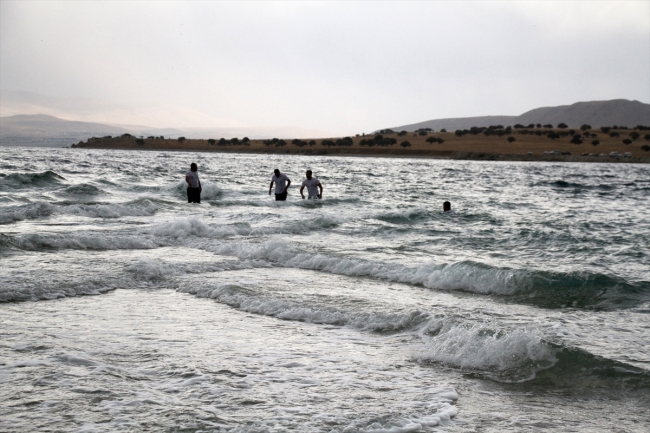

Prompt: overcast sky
xmin=1 ymin=1 xmax=648 ymax=135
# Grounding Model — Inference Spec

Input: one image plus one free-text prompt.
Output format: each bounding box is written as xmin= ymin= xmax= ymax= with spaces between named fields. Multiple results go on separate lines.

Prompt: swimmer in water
xmin=443 ymin=201 xmax=455 ymax=214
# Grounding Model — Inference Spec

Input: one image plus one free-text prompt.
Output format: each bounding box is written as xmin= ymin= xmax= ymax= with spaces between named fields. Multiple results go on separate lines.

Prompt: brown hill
xmin=516 ymin=100 xmax=650 ymax=128
xmin=388 ymin=99 xmax=650 ymax=132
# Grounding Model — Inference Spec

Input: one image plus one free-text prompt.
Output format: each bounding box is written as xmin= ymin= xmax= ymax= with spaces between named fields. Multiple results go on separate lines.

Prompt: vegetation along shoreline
xmin=72 ymin=123 xmax=650 ymax=164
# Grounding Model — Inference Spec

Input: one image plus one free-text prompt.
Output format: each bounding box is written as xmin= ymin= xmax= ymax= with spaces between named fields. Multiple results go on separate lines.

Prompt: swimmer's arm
xmin=269 ymin=180 xmax=274 ymax=195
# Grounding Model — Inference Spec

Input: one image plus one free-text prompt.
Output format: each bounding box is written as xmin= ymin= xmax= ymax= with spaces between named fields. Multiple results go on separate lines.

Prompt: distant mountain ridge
xmin=387 ymin=99 xmax=650 ymax=132
xmin=0 ymin=114 xmax=327 ymax=147
xmin=2 ymin=114 xmax=130 ymax=134
xmin=0 ymin=114 xmax=176 ymax=147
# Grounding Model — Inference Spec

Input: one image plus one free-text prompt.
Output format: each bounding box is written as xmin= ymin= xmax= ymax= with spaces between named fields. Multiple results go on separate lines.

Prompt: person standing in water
xmin=269 ymin=168 xmax=291 ymax=201
xmin=443 ymin=201 xmax=455 ymax=214
xmin=186 ymin=162 xmax=201 ymax=203
xmin=300 ymin=170 xmax=323 ymax=199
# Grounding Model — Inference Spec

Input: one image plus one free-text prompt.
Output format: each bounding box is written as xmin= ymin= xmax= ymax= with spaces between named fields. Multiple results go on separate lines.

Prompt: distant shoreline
xmin=69 ymin=128 xmax=650 ymax=164
xmin=67 ymin=146 xmax=649 ymax=164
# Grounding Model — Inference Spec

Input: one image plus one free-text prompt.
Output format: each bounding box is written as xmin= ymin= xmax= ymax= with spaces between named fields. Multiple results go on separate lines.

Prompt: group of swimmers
xmin=185 ymin=162 xmax=453 ymax=212
xmin=185 ymin=163 xmax=322 ymax=204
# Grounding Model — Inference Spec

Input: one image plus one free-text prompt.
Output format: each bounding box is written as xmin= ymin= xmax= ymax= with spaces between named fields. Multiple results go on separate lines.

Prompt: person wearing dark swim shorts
xmin=185 ymin=162 xmax=201 ymax=203
xmin=269 ymin=168 xmax=291 ymax=201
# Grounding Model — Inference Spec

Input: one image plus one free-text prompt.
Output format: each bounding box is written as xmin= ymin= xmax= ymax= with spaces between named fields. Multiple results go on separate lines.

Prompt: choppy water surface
xmin=1 ymin=147 xmax=649 ymax=432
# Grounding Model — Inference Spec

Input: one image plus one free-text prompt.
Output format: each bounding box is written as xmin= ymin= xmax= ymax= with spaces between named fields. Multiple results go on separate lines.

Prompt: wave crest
xmin=179 ymin=283 xmax=430 ymax=332
xmin=0 ymin=170 xmax=64 ymax=189
xmin=211 ymin=239 xmax=649 ymax=310
xmin=414 ymin=319 xmax=557 ymax=382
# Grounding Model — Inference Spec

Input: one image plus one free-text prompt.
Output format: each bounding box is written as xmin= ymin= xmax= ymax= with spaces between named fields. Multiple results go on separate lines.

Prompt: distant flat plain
xmin=73 ymin=128 xmax=650 ymax=163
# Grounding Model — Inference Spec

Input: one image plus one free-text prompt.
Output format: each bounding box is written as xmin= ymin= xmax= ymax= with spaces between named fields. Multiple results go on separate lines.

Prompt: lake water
xmin=1 ymin=147 xmax=649 ymax=432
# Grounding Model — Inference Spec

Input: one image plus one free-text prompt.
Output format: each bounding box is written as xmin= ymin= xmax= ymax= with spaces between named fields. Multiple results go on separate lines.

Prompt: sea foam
xmin=414 ymin=318 xmax=557 ymax=382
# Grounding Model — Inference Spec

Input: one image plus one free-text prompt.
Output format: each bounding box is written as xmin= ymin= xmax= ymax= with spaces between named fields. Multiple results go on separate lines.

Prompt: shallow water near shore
xmin=1 ymin=147 xmax=649 ymax=432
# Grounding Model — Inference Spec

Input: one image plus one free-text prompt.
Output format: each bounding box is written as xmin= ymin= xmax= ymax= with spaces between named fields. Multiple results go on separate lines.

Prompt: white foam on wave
xmin=198 ymin=183 xmax=221 ymax=200
xmin=373 ymin=206 xmax=431 ymax=223
xmin=145 ymin=217 xmax=249 ymax=239
xmin=167 ymin=180 xmax=222 ymax=200
xmin=124 ymin=258 xmax=269 ymax=281
xmin=248 ymin=212 xmax=345 ymax=236
xmin=2 ymin=217 xmax=249 ymax=254
xmin=0 ymin=265 xmax=138 ymax=302
xmin=178 ymin=283 xmax=429 ymax=332
xmin=211 ymin=238 xmax=526 ymax=296
xmin=0 ymin=202 xmax=54 ymax=224
xmin=6 ymin=232 xmax=157 ymax=252
xmin=413 ymin=318 xmax=557 ymax=382
xmin=338 ymin=397 xmax=458 ymax=432
xmin=0 ymin=199 xmax=159 ymax=224
xmin=63 ymin=200 xmax=158 ymax=218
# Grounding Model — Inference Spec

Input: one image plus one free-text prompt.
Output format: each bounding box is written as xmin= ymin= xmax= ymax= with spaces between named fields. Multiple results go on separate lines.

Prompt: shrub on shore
xmin=178 ymin=137 xmax=186 ymax=143
xmin=292 ymin=139 xmax=305 ymax=147
xmin=642 ymin=145 xmax=650 ymax=151
xmin=570 ymin=135 xmax=583 ymax=144
xmin=321 ymin=137 xmax=354 ymax=147
xmin=507 ymin=136 xmax=516 ymax=143
xmin=591 ymin=140 xmax=599 ymax=146
xmin=135 ymin=138 xmax=145 ymax=145
xmin=400 ymin=141 xmax=411 ymax=148
xmin=263 ymin=138 xmax=283 ymax=146
xmin=622 ymin=139 xmax=632 ymax=145
xmin=208 ymin=139 xmax=216 ymax=145
xmin=359 ymin=136 xmax=396 ymax=146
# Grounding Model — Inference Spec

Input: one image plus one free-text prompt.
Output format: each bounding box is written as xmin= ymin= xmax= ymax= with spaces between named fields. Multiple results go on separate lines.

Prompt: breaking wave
xmin=0 ymin=170 xmax=65 ymax=189
xmin=179 ymin=282 xmax=430 ymax=332
xmin=0 ymin=202 xmax=55 ymax=224
xmin=414 ymin=318 xmax=557 ymax=382
xmin=210 ymin=239 xmax=650 ymax=310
